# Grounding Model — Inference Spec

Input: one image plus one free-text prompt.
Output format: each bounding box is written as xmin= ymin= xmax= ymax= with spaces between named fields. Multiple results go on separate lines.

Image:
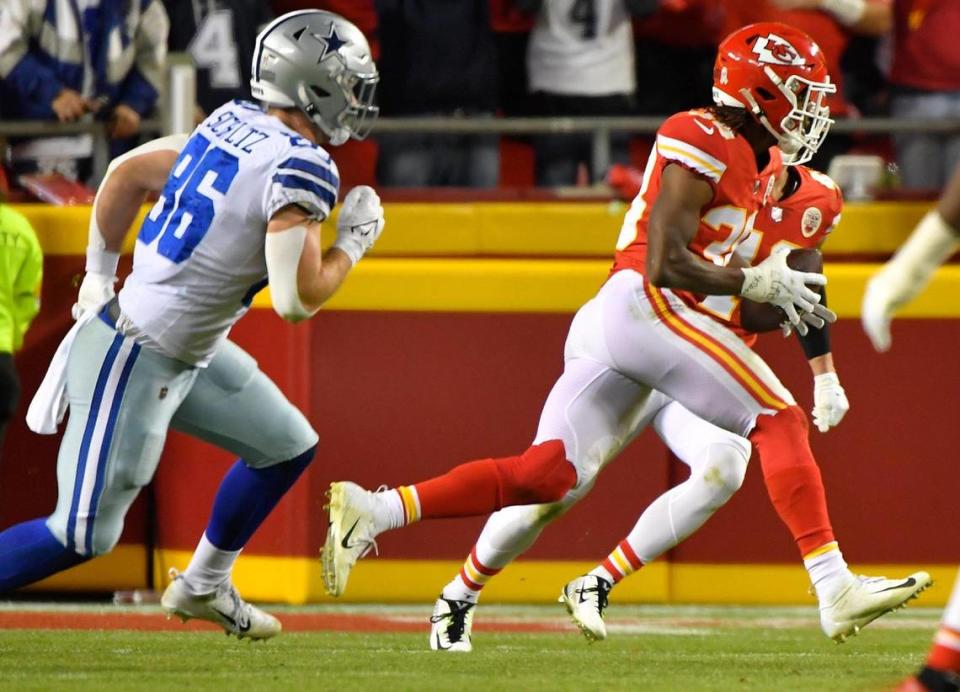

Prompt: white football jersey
xmin=527 ymin=0 xmax=635 ymax=97
xmin=118 ymin=100 xmax=339 ymax=366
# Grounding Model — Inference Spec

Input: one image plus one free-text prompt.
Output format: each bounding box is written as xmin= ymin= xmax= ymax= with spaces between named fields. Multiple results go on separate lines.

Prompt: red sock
xmin=413 ymin=440 xmax=576 ymax=520
xmin=748 ymin=406 xmax=835 ymax=556
xmin=927 ymin=626 xmax=960 ymax=673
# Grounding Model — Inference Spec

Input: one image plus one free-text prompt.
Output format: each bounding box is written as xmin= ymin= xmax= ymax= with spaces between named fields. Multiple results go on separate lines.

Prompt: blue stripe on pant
xmin=64 ymin=334 xmax=141 ymax=555
xmin=84 ymin=342 xmax=141 ymax=556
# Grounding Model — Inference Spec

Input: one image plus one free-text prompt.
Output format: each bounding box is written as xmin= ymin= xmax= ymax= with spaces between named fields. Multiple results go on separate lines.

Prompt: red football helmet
xmin=713 ymin=22 xmax=835 ymax=165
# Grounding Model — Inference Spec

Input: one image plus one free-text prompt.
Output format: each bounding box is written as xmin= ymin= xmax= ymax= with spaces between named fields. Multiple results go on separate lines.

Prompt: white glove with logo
xmin=812 ymin=372 xmax=849 ymax=433
xmin=334 ymin=185 xmax=385 ymax=266
xmin=740 ymin=249 xmax=827 ymax=328
xmin=72 ymin=271 xmax=116 ymax=319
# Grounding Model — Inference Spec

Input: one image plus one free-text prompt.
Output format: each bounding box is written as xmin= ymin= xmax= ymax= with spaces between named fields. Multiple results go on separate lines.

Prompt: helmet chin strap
xmin=737 ymin=87 xmax=803 ymax=159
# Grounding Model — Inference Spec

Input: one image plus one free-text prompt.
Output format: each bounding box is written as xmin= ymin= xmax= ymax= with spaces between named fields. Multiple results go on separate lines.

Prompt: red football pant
xmin=412 ymin=440 xmax=577 ymax=519
xmin=748 ymin=406 xmax=836 ymax=556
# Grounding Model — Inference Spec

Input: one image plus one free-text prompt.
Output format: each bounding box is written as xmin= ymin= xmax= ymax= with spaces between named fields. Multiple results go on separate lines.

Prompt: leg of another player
xmin=430 ymin=500 xmax=577 ymax=652
xmin=901 ymin=570 xmax=960 ymax=691
xmin=0 ymin=314 xmax=198 ymax=592
xmin=566 ymin=401 xmax=750 ymax=641
xmin=428 ymin=361 xmax=653 ymax=649
xmin=598 ymin=272 xmax=930 ymax=641
xmin=161 ymin=341 xmax=319 ymax=639
xmin=324 ymin=356 xmax=653 ymax=598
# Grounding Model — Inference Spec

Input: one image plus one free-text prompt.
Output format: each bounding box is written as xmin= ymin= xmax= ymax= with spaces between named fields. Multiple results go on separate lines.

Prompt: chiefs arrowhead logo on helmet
xmin=752 ymin=34 xmax=804 ymax=67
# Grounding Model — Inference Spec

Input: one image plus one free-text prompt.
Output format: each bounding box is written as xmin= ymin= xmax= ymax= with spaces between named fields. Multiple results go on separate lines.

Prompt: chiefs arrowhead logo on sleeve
xmin=801 ymin=207 xmax=823 ymax=238
xmin=751 ymin=34 xmax=805 ymax=66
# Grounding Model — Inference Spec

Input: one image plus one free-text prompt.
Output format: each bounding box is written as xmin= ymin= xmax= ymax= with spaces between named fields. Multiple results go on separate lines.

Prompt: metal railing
xmin=3 ymin=114 xmax=960 ymax=184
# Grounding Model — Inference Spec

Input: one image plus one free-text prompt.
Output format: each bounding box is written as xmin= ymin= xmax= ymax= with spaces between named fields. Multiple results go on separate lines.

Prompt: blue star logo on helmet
xmin=316 ymin=25 xmax=349 ymax=63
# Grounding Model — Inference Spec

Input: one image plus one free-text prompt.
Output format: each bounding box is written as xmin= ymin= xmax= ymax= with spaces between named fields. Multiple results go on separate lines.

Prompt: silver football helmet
xmin=250 ymin=10 xmax=379 ymax=146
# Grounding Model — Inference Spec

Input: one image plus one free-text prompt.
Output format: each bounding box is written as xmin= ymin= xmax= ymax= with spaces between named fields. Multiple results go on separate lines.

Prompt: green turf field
xmin=0 ymin=604 xmax=937 ymax=690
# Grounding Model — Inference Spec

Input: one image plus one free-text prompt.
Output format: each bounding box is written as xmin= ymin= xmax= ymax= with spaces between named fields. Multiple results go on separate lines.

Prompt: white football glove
xmin=860 ymin=273 xmax=896 ymax=353
xmin=334 ymin=185 xmax=385 ymax=266
xmin=72 ymin=271 xmax=116 ymax=319
xmin=861 ymin=211 xmax=960 ymax=352
xmin=740 ymin=249 xmax=827 ymax=328
xmin=780 ymin=302 xmax=838 ymax=337
xmin=812 ymin=372 xmax=849 ymax=433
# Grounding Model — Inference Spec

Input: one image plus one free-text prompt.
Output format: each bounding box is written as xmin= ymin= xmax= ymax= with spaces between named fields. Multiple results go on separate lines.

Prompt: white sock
xmin=442 ymin=574 xmax=482 ymax=604
xmin=372 ymin=489 xmax=409 ymax=533
xmin=182 ymin=533 xmax=240 ymax=596
xmin=804 ymin=542 xmax=854 ymax=604
xmin=588 ymin=564 xmax=618 ymax=585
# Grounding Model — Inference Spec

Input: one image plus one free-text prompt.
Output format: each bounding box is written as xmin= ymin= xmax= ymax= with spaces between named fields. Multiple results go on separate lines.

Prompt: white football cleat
xmin=160 ymin=569 xmax=281 ymax=640
xmin=558 ymin=574 xmax=612 ymax=642
xmin=429 ymin=597 xmax=475 ymax=652
xmin=321 ymin=481 xmax=380 ymax=597
xmin=819 ymin=571 xmax=932 ymax=642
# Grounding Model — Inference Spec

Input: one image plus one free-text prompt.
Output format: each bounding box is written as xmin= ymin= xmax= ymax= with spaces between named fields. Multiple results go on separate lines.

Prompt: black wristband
xmin=797 ymin=292 xmax=831 ymax=359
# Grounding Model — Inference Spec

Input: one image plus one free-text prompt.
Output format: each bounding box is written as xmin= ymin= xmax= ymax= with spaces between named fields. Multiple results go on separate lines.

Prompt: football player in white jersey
xmin=863 ymin=166 xmax=960 ymax=691
xmin=0 ymin=10 xmax=383 ymax=640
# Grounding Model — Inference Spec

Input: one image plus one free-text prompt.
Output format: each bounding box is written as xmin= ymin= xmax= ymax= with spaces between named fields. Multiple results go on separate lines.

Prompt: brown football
xmin=739 ymin=248 xmax=824 ymax=333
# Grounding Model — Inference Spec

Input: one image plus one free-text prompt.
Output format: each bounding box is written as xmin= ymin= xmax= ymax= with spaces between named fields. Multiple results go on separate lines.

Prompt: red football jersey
xmin=696 ymin=165 xmax=844 ymax=344
xmin=612 ymin=109 xmax=783 ymax=308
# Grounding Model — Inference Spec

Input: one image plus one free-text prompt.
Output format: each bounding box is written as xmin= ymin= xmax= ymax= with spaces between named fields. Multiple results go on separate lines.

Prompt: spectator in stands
xmin=375 ymin=0 xmax=500 ymax=188
xmin=0 ymin=0 xmax=169 ymax=183
xmin=632 ymin=0 xmax=725 ymax=117
xmin=0 ymin=197 xmax=42 ymax=461
xmin=522 ymin=0 xmax=658 ymax=187
xmin=725 ymin=0 xmax=893 ymax=171
xmin=164 ymin=0 xmax=272 ymax=122
xmin=888 ymin=0 xmax=960 ymax=190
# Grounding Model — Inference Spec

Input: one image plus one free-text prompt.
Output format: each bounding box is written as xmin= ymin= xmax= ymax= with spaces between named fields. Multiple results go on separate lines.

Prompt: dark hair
xmin=707 ymin=105 xmax=750 ymax=131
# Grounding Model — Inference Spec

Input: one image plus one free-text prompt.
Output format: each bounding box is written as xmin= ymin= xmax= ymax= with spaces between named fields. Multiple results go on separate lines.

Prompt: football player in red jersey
xmin=321 ymin=23 xmax=930 ymax=641
xmin=557 ymin=163 xmax=855 ymax=643
xmin=420 ymin=163 xmax=916 ymax=652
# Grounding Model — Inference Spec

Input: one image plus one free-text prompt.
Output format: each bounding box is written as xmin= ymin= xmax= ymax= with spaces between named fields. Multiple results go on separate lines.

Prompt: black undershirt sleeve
xmin=797 ymin=290 xmax=831 ymax=359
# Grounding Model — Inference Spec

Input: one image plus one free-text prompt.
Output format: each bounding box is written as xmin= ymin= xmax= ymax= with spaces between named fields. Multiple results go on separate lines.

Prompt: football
xmin=739 ymin=248 xmax=824 ymax=333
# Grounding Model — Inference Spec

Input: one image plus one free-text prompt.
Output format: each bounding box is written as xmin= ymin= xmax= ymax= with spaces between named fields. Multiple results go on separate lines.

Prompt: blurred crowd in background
xmin=0 ymin=0 xmax=958 ymax=198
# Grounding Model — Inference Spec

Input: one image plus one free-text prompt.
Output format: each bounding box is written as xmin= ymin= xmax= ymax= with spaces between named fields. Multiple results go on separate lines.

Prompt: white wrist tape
xmin=820 ymin=0 xmax=866 ymax=26
xmin=878 ymin=210 xmax=960 ymax=308
xmin=86 ymin=245 xmax=120 ymax=276
xmin=87 ymin=134 xmax=189 ymax=276
xmin=264 ymin=225 xmax=315 ymax=322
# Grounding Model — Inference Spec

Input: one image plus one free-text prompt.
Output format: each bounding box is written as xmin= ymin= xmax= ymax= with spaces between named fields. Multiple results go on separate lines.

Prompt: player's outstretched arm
xmin=862 ymin=166 xmax=960 ymax=351
xmin=76 ymin=134 xmax=188 ymax=316
xmin=265 ymin=186 xmax=384 ymax=322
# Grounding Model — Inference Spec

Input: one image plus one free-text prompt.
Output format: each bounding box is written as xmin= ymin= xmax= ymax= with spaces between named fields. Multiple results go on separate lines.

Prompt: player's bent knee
xmin=700 ymin=441 xmax=749 ymax=502
xmin=499 ymin=440 xmax=577 ymax=506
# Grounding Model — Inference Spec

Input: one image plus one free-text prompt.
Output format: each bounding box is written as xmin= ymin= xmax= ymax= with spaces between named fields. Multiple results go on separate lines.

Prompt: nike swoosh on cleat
xmin=873 ymin=577 xmax=917 ymax=593
xmin=211 ymin=607 xmax=251 ymax=632
xmin=340 ymin=519 xmax=361 ymax=549
xmin=434 ymin=631 xmax=450 ymax=651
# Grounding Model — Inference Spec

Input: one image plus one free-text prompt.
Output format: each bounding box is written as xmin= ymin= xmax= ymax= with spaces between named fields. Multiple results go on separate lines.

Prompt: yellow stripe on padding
xmin=648 ymin=287 xmax=788 ymax=411
xmin=464 ymin=560 xmax=486 ymax=584
xmin=803 ymin=541 xmax=840 ymax=561
xmin=398 ymin=485 xmax=420 ymax=523
xmin=657 ymin=135 xmax=726 ymax=180
xmin=611 ymin=549 xmax=631 ymax=575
